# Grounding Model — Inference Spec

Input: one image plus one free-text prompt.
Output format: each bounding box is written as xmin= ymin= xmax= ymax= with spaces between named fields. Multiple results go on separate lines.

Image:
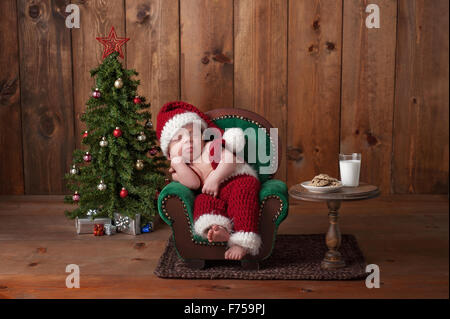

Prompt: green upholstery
xmin=212 ymin=117 xmax=276 ymax=184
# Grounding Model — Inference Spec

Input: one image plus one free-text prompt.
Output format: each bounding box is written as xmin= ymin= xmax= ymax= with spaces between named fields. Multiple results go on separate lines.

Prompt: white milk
xmin=339 ymin=160 xmax=361 ymax=187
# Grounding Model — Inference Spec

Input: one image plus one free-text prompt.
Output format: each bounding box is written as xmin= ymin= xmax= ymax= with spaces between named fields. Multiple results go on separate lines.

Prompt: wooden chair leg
xmin=185 ymin=259 xmax=206 ymax=269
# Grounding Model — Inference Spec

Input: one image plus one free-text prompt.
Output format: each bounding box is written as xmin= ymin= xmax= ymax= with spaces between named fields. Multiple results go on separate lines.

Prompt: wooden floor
xmin=0 ymin=194 xmax=448 ymax=299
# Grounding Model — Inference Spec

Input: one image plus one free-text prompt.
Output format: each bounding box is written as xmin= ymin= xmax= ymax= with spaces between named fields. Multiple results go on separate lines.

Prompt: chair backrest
xmin=206 ymin=108 xmax=281 ymax=184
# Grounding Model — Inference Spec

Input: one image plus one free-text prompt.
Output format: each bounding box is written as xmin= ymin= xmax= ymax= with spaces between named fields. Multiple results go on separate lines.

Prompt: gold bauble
xmin=135 ymin=159 xmax=144 ymax=170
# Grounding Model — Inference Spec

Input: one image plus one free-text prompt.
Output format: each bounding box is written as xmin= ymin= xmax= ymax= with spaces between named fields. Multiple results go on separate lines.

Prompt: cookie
xmin=310 ymin=173 xmax=340 ymax=187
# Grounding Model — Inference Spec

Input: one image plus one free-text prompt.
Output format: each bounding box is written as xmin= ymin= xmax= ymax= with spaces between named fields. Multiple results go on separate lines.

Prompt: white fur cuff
xmin=228 ymin=231 xmax=262 ymax=256
xmin=193 ymin=213 xmax=233 ymax=239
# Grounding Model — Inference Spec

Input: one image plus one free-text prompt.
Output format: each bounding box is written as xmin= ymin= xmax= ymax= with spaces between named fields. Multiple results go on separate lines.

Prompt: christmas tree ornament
xmin=133 ymin=96 xmax=142 ymax=104
xmin=137 ymin=131 xmax=147 ymax=142
xmin=70 ymin=165 xmax=78 ymax=175
xmin=96 ymin=26 xmax=130 ymax=60
xmin=120 ymin=187 xmax=128 ymax=198
xmin=164 ymin=178 xmax=170 ymax=185
xmin=113 ymin=127 xmax=122 ymax=138
xmin=114 ymin=77 xmax=123 ymax=89
xmin=73 ymin=191 xmax=80 ymax=202
xmin=135 ymin=159 xmax=144 ymax=170
xmin=83 ymin=152 xmax=92 ymax=162
xmin=154 ymin=190 xmax=160 ymax=200
xmin=92 ymin=88 xmax=101 ymax=99
xmin=97 ymin=180 xmax=107 ymax=191
xmin=93 ymin=224 xmax=105 ymax=236
xmin=145 ymin=119 xmax=153 ymax=129
xmin=82 ymin=130 xmax=89 ymax=139
xmin=99 ymin=136 xmax=108 ymax=147
xmin=149 ymin=146 xmax=158 ymax=156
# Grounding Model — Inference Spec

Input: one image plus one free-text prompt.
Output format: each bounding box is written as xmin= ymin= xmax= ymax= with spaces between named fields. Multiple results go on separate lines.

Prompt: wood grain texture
xmin=17 ymin=0 xmax=74 ymax=194
xmin=393 ymin=0 xmax=449 ymax=193
xmin=0 ymin=0 xmax=24 ymax=195
xmin=125 ymin=0 xmax=180 ymax=128
xmin=71 ymin=0 xmax=126 ymax=150
xmin=0 ymin=194 xmax=448 ymax=298
xmin=234 ymin=0 xmax=288 ymax=182
xmin=180 ymin=0 xmax=234 ymax=110
xmin=287 ymin=0 xmax=343 ymax=188
xmin=341 ymin=0 xmax=397 ymax=194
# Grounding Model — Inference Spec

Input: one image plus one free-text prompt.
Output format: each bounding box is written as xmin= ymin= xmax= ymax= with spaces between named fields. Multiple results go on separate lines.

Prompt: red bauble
xmin=120 ymin=187 xmax=128 ymax=198
xmin=154 ymin=190 xmax=160 ymax=200
xmin=73 ymin=191 xmax=80 ymax=202
xmin=149 ymin=146 xmax=158 ymax=156
xmin=83 ymin=152 xmax=92 ymax=162
xmin=133 ymin=96 xmax=142 ymax=104
xmin=92 ymin=88 xmax=101 ymax=98
xmin=113 ymin=127 xmax=122 ymax=138
xmin=82 ymin=131 xmax=88 ymax=139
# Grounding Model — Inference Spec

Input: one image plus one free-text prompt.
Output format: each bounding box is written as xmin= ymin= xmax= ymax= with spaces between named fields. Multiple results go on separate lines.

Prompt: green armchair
xmin=157 ymin=108 xmax=289 ymax=269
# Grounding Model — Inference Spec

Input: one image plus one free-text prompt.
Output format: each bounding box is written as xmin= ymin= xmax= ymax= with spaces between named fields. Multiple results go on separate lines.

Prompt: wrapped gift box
xmin=75 ymin=217 xmax=111 ymax=234
xmin=113 ymin=213 xmax=141 ymax=235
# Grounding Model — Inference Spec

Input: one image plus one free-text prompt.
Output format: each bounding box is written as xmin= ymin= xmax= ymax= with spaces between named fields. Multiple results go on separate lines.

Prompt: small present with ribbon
xmin=104 ymin=223 xmax=116 ymax=236
xmin=141 ymin=222 xmax=154 ymax=233
xmin=113 ymin=212 xmax=141 ymax=235
xmin=93 ymin=224 xmax=105 ymax=236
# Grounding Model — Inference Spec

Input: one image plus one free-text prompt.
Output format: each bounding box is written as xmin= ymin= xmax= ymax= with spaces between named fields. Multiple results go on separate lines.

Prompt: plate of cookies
xmin=301 ymin=174 xmax=343 ymax=193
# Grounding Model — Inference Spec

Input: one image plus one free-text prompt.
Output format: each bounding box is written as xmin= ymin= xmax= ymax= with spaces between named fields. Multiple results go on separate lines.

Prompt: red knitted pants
xmin=193 ymin=174 xmax=261 ymax=235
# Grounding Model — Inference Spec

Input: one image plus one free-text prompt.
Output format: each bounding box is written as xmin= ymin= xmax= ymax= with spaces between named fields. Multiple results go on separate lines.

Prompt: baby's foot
xmin=224 ymin=245 xmax=248 ymax=260
xmin=207 ymin=225 xmax=230 ymax=243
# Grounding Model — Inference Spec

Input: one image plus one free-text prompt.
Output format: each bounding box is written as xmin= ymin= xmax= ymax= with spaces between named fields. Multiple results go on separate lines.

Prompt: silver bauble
xmin=99 ymin=137 xmax=108 ymax=147
xmin=70 ymin=165 xmax=78 ymax=175
xmin=137 ymin=132 xmax=147 ymax=142
xmin=114 ymin=78 xmax=123 ymax=89
xmin=97 ymin=180 xmax=107 ymax=191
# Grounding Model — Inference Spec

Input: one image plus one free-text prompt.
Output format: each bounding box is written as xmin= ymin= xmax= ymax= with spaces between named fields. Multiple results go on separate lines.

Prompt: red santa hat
xmin=156 ymin=101 xmax=246 ymax=159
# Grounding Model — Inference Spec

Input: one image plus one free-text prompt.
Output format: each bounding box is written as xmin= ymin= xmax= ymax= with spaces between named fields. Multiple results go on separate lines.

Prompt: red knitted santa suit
xmin=192 ymin=139 xmax=262 ymax=256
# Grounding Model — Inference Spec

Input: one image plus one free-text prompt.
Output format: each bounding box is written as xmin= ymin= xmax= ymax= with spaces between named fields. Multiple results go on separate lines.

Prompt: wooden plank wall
xmin=0 ymin=0 xmax=448 ymax=195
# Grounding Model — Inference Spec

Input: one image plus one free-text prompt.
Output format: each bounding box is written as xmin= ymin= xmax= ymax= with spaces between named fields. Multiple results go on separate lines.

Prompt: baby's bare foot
xmin=207 ymin=225 xmax=230 ymax=242
xmin=224 ymin=245 xmax=248 ymax=260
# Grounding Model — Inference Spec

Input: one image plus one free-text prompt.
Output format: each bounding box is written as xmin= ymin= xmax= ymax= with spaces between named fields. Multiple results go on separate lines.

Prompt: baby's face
xmin=168 ymin=123 xmax=204 ymax=162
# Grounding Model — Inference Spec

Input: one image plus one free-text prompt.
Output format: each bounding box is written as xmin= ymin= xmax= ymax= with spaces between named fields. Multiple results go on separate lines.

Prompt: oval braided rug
xmin=154 ymin=234 xmax=368 ymax=280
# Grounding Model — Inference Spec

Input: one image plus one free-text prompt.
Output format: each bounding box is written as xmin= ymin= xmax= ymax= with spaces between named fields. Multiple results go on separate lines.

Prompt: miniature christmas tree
xmin=64 ymin=27 xmax=169 ymax=226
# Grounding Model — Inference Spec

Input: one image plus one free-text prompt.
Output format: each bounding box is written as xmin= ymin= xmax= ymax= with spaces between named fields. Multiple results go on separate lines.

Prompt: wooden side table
xmin=288 ymin=182 xmax=380 ymax=270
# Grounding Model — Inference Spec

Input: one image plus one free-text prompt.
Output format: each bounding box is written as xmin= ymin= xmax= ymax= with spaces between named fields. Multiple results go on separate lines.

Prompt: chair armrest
xmin=157 ymin=181 xmax=196 ymax=226
xmin=259 ymin=179 xmax=289 ymax=226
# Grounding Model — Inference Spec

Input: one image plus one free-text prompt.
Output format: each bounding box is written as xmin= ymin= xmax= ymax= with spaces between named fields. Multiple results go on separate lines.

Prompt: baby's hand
xmin=202 ymin=175 xmax=220 ymax=197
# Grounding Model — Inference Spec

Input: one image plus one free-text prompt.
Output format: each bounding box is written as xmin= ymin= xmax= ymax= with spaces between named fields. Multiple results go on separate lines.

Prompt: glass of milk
xmin=339 ymin=153 xmax=361 ymax=187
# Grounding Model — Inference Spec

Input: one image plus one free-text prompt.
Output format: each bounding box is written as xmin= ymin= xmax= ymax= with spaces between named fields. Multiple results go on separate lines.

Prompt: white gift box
xmin=75 ymin=217 xmax=112 ymax=234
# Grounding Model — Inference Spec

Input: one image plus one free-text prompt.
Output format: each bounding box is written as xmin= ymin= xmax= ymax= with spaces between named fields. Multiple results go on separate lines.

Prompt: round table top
xmin=289 ymin=182 xmax=380 ymax=202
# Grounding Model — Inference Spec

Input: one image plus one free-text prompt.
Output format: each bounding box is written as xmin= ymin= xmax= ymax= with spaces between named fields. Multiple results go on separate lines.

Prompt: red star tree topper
xmin=96 ymin=26 xmax=130 ymax=59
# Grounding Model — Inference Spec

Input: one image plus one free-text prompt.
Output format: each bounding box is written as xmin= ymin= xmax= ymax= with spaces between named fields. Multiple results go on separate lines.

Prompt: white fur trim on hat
xmin=223 ymin=127 xmax=246 ymax=153
xmin=160 ymin=112 xmax=208 ymax=158
xmin=228 ymin=231 xmax=262 ymax=256
xmin=193 ymin=212 xmax=233 ymax=239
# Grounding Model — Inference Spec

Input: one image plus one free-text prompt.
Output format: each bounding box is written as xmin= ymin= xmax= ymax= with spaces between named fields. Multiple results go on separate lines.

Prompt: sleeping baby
xmin=156 ymin=101 xmax=262 ymax=260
